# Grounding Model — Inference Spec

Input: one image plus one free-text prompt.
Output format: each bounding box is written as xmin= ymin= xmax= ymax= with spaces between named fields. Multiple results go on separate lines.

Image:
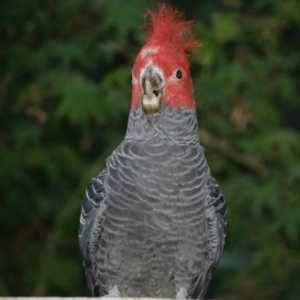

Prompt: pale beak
xmin=141 ymin=64 xmax=164 ymax=114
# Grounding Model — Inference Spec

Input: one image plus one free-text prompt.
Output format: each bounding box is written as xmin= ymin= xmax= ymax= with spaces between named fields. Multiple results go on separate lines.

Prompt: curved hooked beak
xmin=141 ymin=64 xmax=164 ymax=114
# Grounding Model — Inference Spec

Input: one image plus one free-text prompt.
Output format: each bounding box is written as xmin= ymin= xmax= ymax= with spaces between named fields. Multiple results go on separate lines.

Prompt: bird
xmin=79 ymin=4 xmax=226 ymax=299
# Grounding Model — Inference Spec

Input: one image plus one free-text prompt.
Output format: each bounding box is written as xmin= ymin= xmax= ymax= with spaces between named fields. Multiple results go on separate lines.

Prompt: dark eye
xmin=176 ymin=69 xmax=182 ymax=79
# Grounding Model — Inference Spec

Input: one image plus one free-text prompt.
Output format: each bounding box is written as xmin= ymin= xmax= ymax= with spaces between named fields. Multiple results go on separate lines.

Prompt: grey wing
xmin=188 ymin=174 xmax=227 ymax=299
xmin=79 ymin=166 xmax=108 ymax=296
xmin=205 ymin=175 xmax=227 ymax=266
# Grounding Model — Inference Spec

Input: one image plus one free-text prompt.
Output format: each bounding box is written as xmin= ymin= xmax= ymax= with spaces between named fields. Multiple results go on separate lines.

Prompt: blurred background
xmin=1 ymin=0 xmax=300 ymax=299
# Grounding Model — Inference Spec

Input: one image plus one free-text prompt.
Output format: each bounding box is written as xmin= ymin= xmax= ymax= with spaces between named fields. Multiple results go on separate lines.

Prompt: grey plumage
xmin=79 ymin=104 xmax=226 ymax=298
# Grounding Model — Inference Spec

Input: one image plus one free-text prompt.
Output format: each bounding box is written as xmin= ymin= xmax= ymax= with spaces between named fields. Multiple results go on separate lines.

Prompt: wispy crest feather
xmin=145 ymin=4 xmax=200 ymax=54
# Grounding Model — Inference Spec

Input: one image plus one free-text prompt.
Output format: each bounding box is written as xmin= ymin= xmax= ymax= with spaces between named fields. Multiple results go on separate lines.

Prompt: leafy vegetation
xmin=1 ymin=0 xmax=300 ymax=298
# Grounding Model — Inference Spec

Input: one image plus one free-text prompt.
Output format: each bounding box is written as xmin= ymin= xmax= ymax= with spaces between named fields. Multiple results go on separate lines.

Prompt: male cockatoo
xmin=79 ymin=5 xmax=226 ymax=299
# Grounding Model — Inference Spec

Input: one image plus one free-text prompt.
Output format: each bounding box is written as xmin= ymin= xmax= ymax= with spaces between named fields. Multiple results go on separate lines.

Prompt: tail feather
xmin=188 ymin=266 xmax=213 ymax=299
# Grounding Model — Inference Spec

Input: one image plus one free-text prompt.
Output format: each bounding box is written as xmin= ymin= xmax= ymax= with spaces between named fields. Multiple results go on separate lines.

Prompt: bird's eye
xmin=176 ymin=70 xmax=182 ymax=79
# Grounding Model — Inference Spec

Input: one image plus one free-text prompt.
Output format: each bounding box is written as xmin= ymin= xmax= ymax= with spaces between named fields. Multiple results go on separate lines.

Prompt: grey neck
xmin=125 ymin=103 xmax=200 ymax=145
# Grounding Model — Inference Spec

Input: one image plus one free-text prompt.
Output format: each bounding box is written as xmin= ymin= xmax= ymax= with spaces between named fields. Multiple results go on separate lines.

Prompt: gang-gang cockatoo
xmin=79 ymin=5 xmax=226 ymax=299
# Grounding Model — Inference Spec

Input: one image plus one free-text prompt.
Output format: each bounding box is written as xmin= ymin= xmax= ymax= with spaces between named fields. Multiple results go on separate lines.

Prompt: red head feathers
xmin=145 ymin=5 xmax=200 ymax=55
xmin=131 ymin=5 xmax=200 ymax=111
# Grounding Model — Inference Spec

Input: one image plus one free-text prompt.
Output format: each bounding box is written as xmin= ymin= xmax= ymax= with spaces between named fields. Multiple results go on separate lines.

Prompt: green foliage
xmin=1 ymin=0 xmax=300 ymax=298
